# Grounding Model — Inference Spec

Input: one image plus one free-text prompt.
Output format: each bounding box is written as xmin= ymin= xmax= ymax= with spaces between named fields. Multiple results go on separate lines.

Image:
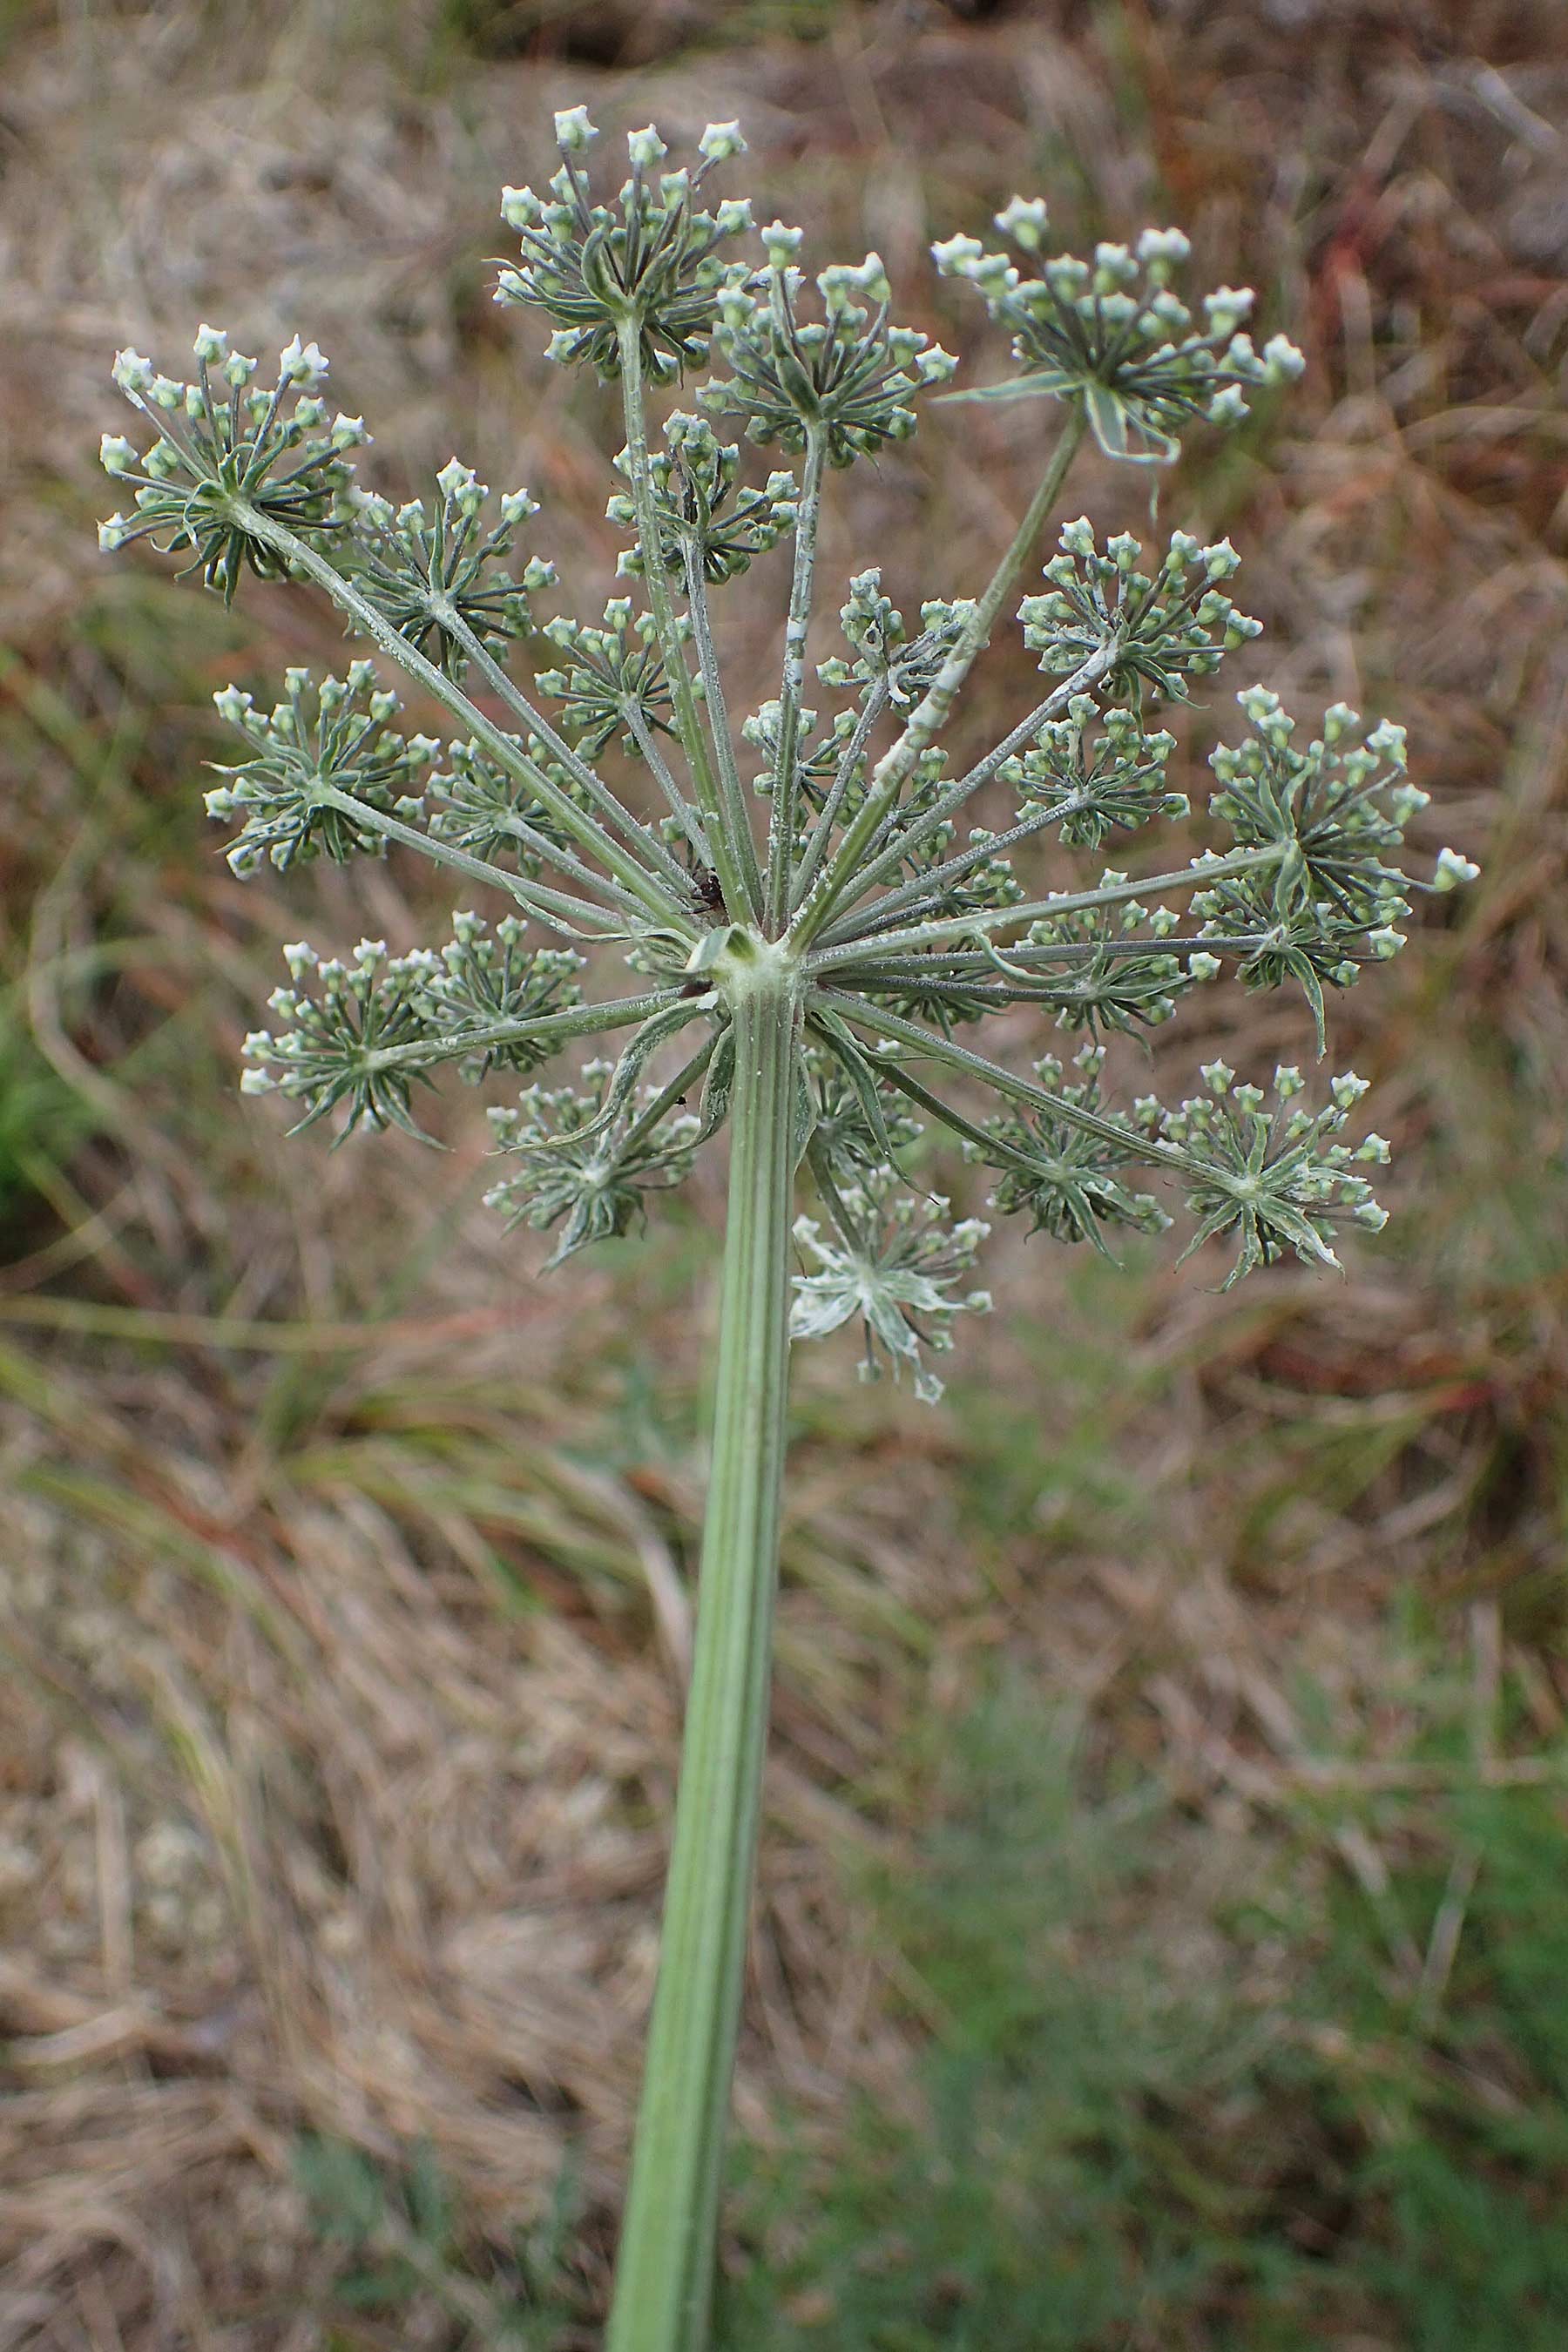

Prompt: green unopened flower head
xmin=345 ymin=463 xmax=554 ymax=680
xmin=99 ymin=331 xmax=364 ymax=598
xmin=241 ymin=922 xmax=583 ymax=1142
xmin=1018 ymin=519 xmax=1261 ymax=703
xmin=979 ymin=1044 xmax=1171 ymax=1260
xmin=1002 ymin=699 xmax=1184 ymax=850
xmin=486 ymin=1059 xmax=703 ymax=1266
xmin=206 ymin=665 xmax=437 ymax=875
xmin=743 ymin=700 xmax=857 ymax=807
xmin=700 ymin=247 xmax=957 ymax=468
xmin=497 ymin=113 xmax=754 ymax=384
xmin=1146 ymin=1059 xmax=1389 ymax=1288
xmin=428 ymin=737 xmax=577 ymax=870
xmin=607 ymin=412 xmax=798 ymax=585
xmin=790 ymin=1175 xmax=991 ymax=1402
xmin=816 ymin=572 xmax=978 ymax=707
xmin=936 ymin=214 xmax=1305 ymax=462
xmin=537 ymin=599 xmax=681 ymax=757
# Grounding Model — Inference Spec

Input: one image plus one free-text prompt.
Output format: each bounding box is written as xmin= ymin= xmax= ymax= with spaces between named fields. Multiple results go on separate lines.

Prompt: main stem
xmin=605 ymin=958 xmax=799 ymax=2352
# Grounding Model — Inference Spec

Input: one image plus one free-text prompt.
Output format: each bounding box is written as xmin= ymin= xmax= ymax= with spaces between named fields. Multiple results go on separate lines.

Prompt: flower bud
xmin=553 ymin=105 xmax=598 ymax=152
xmin=699 ymin=120 xmax=746 ymax=162
xmin=626 ymin=125 xmax=668 ymax=169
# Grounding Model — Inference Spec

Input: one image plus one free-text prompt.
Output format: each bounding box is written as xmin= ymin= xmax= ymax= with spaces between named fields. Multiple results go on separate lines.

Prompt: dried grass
xmin=1 ymin=0 xmax=1565 ymax=2341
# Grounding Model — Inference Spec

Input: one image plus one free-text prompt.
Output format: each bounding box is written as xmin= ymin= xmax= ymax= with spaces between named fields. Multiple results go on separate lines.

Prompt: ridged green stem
xmin=791 ymin=409 xmax=1087 ymax=949
xmin=766 ymin=422 xmax=826 ymax=934
xmin=616 ymin=320 xmax=760 ymax=921
xmin=237 ymin=510 xmax=690 ymax=931
xmin=605 ymin=947 xmax=799 ymax=2352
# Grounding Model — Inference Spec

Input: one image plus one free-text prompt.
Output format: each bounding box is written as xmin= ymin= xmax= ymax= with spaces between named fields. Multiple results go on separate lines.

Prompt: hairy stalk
xmin=626 ymin=703 xmax=713 ymax=864
xmin=362 ymin=988 xmax=689 ymax=1079
xmin=442 ymin=606 xmax=699 ymax=903
xmin=766 ymin=422 xmax=826 ymax=931
xmin=814 ymin=987 xmax=1200 ymax=1173
xmin=616 ymin=1031 xmax=721 ymax=1152
xmin=807 ymin=843 xmax=1283 ymax=970
xmin=824 ymin=641 xmax=1118 ymax=919
xmin=617 ymin=319 xmax=759 ymax=919
xmin=243 ymin=510 xmax=692 ymax=930
xmin=789 ymin=675 xmax=889 ymax=912
xmin=605 ymin=952 xmax=798 ymax=2352
xmin=791 ymin=409 xmax=1087 ymax=946
xmin=828 ymin=930 xmax=1281 ymax=989
xmin=311 ymin=785 xmax=637 ymax=939
xmin=684 ymin=546 xmax=760 ymax=905
xmin=841 ymin=791 xmax=1120 ymax=939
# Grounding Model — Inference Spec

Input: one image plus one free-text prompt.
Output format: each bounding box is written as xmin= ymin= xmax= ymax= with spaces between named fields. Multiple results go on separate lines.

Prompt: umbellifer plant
xmin=100 ymin=105 xmax=1477 ymax=2352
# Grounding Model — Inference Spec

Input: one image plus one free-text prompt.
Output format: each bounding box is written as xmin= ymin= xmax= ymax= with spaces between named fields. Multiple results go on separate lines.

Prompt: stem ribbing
xmin=605 ymin=958 xmax=799 ymax=2352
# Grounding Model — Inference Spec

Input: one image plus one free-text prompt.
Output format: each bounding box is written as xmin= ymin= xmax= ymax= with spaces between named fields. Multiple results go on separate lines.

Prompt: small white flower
xmin=112 ymin=347 xmax=155 ymax=393
xmin=1137 ymin=226 xmax=1191 ymax=265
xmin=436 ymin=456 xmax=479 ymax=502
xmin=930 ymin=232 xmax=984 ymax=277
xmin=699 ymin=120 xmax=746 ymax=163
xmin=1433 ymin=846 xmax=1480 ymax=891
xmin=626 ymin=125 xmax=668 ymax=169
xmin=500 ymin=184 xmax=541 ymax=229
xmin=760 ymin=220 xmax=803 ymax=266
xmin=1204 ymin=286 xmax=1255 ymax=332
xmin=278 ymin=335 xmax=328 ymax=387
xmin=553 ymin=105 xmax=598 ymax=152
xmin=995 ymin=196 xmax=1049 ymax=250
xmin=1262 ymin=332 xmax=1306 ymax=381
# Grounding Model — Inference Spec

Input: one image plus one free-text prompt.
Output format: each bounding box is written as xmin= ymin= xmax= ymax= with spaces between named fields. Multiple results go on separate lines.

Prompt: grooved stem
xmin=617 ymin=320 xmax=757 ymax=920
xmin=791 ymin=409 xmax=1086 ymax=948
xmin=605 ymin=963 xmax=798 ymax=2352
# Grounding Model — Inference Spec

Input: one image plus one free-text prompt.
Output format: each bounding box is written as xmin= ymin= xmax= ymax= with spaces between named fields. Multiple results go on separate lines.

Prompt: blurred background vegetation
xmin=0 ymin=0 xmax=1565 ymax=2344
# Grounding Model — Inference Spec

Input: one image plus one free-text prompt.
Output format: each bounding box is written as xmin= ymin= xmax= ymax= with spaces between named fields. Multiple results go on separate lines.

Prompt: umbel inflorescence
xmin=101 ymin=107 xmax=1477 ymax=1402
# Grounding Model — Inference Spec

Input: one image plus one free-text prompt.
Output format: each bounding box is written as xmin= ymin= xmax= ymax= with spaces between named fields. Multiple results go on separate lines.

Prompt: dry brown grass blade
xmin=2 ymin=0 xmax=1565 ymax=2341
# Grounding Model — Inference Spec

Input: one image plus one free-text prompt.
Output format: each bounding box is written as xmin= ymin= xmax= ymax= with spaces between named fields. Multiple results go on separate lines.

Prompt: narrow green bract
xmin=100 ymin=102 xmax=1477 ymax=2350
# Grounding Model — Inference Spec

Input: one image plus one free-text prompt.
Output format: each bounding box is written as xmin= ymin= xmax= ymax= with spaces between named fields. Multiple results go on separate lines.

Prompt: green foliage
xmin=720 ymin=1692 xmax=1568 ymax=2352
xmin=0 ymin=995 xmax=99 ymax=1240
xmin=295 ymin=2133 xmax=585 ymax=2347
